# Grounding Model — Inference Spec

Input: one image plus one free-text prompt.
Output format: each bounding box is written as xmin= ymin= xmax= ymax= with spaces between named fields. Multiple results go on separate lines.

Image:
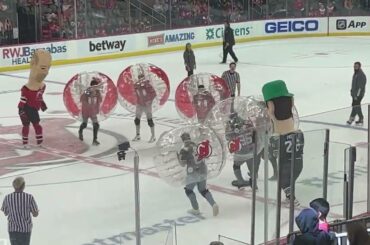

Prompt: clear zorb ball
xmin=154 ymin=125 xmax=226 ymax=187
xmin=63 ymin=71 xmax=118 ymax=122
xmin=117 ymin=63 xmax=170 ymax=114
xmin=205 ymin=96 xmax=272 ymax=159
xmin=175 ymin=73 xmax=231 ymax=124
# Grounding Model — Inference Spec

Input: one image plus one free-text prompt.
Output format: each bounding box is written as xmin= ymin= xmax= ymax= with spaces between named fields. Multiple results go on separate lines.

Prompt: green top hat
xmin=262 ymin=80 xmax=294 ymax=101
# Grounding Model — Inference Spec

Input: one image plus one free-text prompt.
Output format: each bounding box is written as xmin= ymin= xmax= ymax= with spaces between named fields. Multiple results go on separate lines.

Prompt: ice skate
xmin=78 ymin=131 xmax=83 ymax=141
xmin=187 ymin=208 xmax=200 ymax=216
xmin=92 ymin=140 xmax=100 ymax=146
xmin=212 ymin=204 xmax=219 ymax=216
xmin=148 ymin=135 xmax=156 ymax=143
xmin=285 ymin=195 xmax=300 ymax=207
xmin=231 ymin=179 xmax=251 ymax=189
xmin=346 ymin=118 xmax=354 ymax=125
xmin=355 ymin=120 xmax=364 ymax=126
xmin=132 ymin=135 xmax=141 ymax=141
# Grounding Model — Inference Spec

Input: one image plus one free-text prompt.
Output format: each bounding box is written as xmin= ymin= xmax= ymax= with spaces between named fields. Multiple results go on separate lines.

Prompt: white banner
xmin=329 ymin=16 xmax=370 ymax=33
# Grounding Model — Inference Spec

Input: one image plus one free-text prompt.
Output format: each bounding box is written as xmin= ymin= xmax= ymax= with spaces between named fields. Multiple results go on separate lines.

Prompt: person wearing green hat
xmin=262 ymin=80 xmax=304 ymax=207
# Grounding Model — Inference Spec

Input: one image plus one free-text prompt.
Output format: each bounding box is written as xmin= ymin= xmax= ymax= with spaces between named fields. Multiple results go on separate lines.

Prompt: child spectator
xmin=309 ymin=198 xmax=330 ymax=232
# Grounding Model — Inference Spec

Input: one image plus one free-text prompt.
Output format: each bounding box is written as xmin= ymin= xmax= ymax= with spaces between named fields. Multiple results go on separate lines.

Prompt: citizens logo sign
xmin=147 ymin=32 xmax=195 ymax=47
xmin=206 ymin=26 xmax=251 ymax=40
xmin=265 ymin=20 xmax=319 ymax=33
xmin=89 ymin=40 xmax=126 ymax=52
xmin=336 ymin=19 xmax=367 ymax=30
xmin=1 ymin=44 xmax=67 ymax=65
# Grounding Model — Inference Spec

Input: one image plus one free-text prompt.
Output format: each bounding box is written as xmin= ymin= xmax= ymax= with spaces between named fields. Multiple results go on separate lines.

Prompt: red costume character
xmin=133 ymin=73 xmax=157 ymax=143
xmin=193 ymin=85 xmax=215 ymax=123
xmin=18 ymin=50 xmax=52 ymax=148
xmin=78 ymin=78 xmax=102 ymax=145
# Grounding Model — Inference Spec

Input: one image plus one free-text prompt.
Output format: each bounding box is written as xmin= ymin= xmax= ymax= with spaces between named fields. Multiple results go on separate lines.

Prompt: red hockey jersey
xmin=134 ymin=80 xmax=156 ymax=106
xmin=81 ymin=91 xmax=102 ymax=118
xmin=18 ymin=85 xmax=46 ymax=111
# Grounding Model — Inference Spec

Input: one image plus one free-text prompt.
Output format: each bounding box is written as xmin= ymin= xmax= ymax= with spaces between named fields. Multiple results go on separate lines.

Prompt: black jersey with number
xmin=270 ymin=130 xmax=304 ymax=163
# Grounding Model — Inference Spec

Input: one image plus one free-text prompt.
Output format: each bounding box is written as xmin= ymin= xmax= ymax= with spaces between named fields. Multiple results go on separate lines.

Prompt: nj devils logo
xmin=196 ymin=140 xmax=212 ymax=160
xmin=228 ymin=138 xmax=242 ymax=153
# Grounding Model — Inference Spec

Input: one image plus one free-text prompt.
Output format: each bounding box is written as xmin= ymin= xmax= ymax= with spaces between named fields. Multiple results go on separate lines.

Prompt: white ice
xmin=0 ymin=36 xmax=369 ymax=245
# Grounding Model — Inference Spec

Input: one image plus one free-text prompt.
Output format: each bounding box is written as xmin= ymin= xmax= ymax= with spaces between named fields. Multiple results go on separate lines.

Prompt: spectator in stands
xmin=318 ymin=3 xmax=326 ymax=16
xmin=347 ymin=222 xmax=370 ymax=245
xmin=327 ymin=2 xmax=335 ymax=16
xmin=293 ymin=208 xmax=331 ymax=245
xmin=293 ymin=0 xmax=305 ymax=17
xmin=153 ymin=0 xmax=165 ymax=14
xmin=309 ymin=198 xmax=330 ymax=232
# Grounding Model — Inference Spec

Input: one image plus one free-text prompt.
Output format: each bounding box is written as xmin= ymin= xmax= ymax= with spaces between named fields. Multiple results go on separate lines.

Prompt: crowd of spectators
xmin=1 ymin=0 xmax=370 ymax=46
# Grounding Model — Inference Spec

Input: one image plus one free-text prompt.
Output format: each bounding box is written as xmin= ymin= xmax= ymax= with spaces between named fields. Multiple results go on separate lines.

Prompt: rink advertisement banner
xmin=263 ymin=18 xmax=327 ymax=35
xmin=0 ymin=41 xmax=70 ymax=66
xmin=329 ymin=17 xmax=370 ymax=33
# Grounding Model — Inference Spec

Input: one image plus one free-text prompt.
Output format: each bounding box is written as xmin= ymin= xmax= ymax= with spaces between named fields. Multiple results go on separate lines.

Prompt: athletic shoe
xmin=92 ymin=140 xmax=100 ymax=146
xmin=212 ymin=204 xmax=219 ymax=216
xmin=187 ymin=209 xmax=200 ymax=215
xmin=148 ymin=136 xmax=156 ymax=143
xmin=132 ymin=135 xmax=141 ymax=141
xmin=355 ymin=120 xmax=364 ymax=126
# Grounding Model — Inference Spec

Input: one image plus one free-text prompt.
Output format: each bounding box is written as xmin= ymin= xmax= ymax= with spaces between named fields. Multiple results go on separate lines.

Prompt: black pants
xmin=350 ymin=97 xmax=363 ymax=120
xmin=222 ymin=45 xmax=238 ymax=63
xmin=187 ymin=70 xmax=194 ymax=77
xmin=9 ymin=232 xmax=31 ymax=245
xmin=280 ymin=159 xmax=303 ymax=191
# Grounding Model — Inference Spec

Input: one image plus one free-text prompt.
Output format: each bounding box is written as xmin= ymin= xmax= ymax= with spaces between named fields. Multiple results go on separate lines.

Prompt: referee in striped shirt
xmin=222 ymin=62 xmax=240 ymax=97
xmin=1 ymin=177 xmax=39 ymax=245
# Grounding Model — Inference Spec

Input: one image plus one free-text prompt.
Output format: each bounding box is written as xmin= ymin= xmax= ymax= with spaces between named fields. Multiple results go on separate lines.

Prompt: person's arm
xmin=237 ymin=83 xmax=241 ymax=96
xmin=358 ymin=73 xmax=367 ymax=98
xmin=1 ymin=197 xmax=9 ymax=216
xmin=30 ymin=196 xmax=39 ymax=217
xmin=192 ymin=51 xmax=196 ymax=70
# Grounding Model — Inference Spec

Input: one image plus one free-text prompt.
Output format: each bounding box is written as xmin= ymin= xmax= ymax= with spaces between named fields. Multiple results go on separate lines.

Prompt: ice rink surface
xmin=0 ymin=36 xmax=370 ymax=245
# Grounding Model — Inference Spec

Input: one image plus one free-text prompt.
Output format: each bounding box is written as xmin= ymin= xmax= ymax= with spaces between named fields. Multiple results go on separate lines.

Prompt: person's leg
xmin=19 ymin=109 xmax=30 ymax=146
xmin=92 ymin=117 xmax=100 ymax=145
xmin=184 ymin=182 xmax=199 ymax=212
xmin=133 ymin=106 xmax=143 ymax=141
xmin=221 ymin=43 xmax=227 ymax=63
xmin=349 ymin=98 xmax=360 ymax=123
xmin=357 ymin=97 xmax=364 ymax=122
xmin=29 ymin=109 xmax=42 ymax=146
xmin=229 ymin=45 xmax=238 ymax=62
xmin=78 ymin=118 xmax=88 ymax=141
xmin=146 ymin=106 xmax=155 ymax=142
xmin=9 ymin=232 xmax=21 ymax=245
xmin=198 ymin=180 xmax=219 ymax=216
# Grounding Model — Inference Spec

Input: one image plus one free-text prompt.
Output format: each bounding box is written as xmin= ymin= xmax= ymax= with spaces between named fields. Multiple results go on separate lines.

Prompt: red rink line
xmin=0 ymin=139 xmax=345 ymax=219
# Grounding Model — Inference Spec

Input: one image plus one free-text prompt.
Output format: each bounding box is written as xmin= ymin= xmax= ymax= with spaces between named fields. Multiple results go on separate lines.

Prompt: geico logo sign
xmin=265 ymin=20 xmax=319 ymax=33
xmin=336 ymin=19 xmax=367 ymax=30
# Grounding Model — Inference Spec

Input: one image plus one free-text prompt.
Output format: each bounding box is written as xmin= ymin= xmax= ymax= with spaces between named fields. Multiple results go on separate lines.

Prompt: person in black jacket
xmin=221 ymin=21 xmax=238 ymax=64
xmin=183 ymin=43 xmax=196 ymax=77
xmin=293 ymin=208 xmax=331 ymax=245
xmin=347 ymin=61 xmax=367 ymax=125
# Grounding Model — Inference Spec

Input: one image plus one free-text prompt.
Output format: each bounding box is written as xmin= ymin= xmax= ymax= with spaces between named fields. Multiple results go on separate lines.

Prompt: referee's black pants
xmin=9 ymin=232 xmax=31 ymax=245
xmin=222 ymin=44 xmax=238 ymax=63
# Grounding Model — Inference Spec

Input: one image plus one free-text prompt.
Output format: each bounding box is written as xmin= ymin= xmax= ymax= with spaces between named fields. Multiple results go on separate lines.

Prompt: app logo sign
xmin=265 ymin=20 xmax=319 ymax=33
xmin=206 ymin=26 xmax=251 ymax=40
xmin=147 ymin=32 xmax=195 ymax=46
xmin=336 ymin=19 xmax=367 ymax=30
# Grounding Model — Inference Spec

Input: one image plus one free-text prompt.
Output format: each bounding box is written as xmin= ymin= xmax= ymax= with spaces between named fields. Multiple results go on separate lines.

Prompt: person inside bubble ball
xmin=78 ymin=78 xmax=102 ymax=145
xmin=225 ymin=112 xmax=262 ymax=189
xmin=178 ymin=132 xmax=219 ymax=216
xmin=133 ymin=71 xmax=157 ymax=143
xmin=192 ymin=84 xmax=216 ymax=124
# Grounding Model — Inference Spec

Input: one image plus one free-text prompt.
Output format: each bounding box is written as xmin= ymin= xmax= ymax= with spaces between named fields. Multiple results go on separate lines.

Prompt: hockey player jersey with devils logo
xmin=81 ymin=89 xmax=102 ymax=118
xmin=18 ymin=85 xmax=47 ymax=111
xmin=134 ymin=80 xmax=156 ymax=106
xmin=225 ymin=116 xmax=255 ymax=161
xmin=193 ymin=92 xmax=215 ymax=122
xmin=179 ymin=141 xmax=209 ymax=174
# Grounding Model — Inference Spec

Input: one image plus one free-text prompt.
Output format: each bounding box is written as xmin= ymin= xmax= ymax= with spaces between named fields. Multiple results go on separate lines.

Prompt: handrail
xmin=130 ymin=2 xmax=166 ymax=26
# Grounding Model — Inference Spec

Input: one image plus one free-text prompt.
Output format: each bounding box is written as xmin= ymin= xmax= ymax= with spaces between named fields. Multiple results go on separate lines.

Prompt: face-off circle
xmin=63 ymin=71 xmax=118 ymax=122
xmin=154 ymin=125 xmax=225 ymax=186
xmin=175 ymin=73 xmax=231 ymax=124
xmin=206 ymin=96 xmax=272 ymax=158
xmin=117 ymin=63 xmax=170 ymax=113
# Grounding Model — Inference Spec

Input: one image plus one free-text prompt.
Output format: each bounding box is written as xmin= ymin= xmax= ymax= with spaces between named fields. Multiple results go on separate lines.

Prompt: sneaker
xmin=148 ymin=136 xmax=156 ymax=143
xmin=231 ymin=180 xmax=251 ymax=189
xmin=220 ymin=61 xmax=226 ymax=64
xmin=355 ymin=120 xmax=364 ymax=126
xmin=23 ymin=144 xmax=30 ymax=150
xmin=92 ymin=140 xmax=100 ymax=146
xmin=78 ymin=131 xmax=83 ymax=141
xmin=212 ymin=204 xmax=219 ymax=216
xmin=132 ymin=135 xmax=141 ymax=141
xmin=187 ymin=209 xmax=200 ymax=215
